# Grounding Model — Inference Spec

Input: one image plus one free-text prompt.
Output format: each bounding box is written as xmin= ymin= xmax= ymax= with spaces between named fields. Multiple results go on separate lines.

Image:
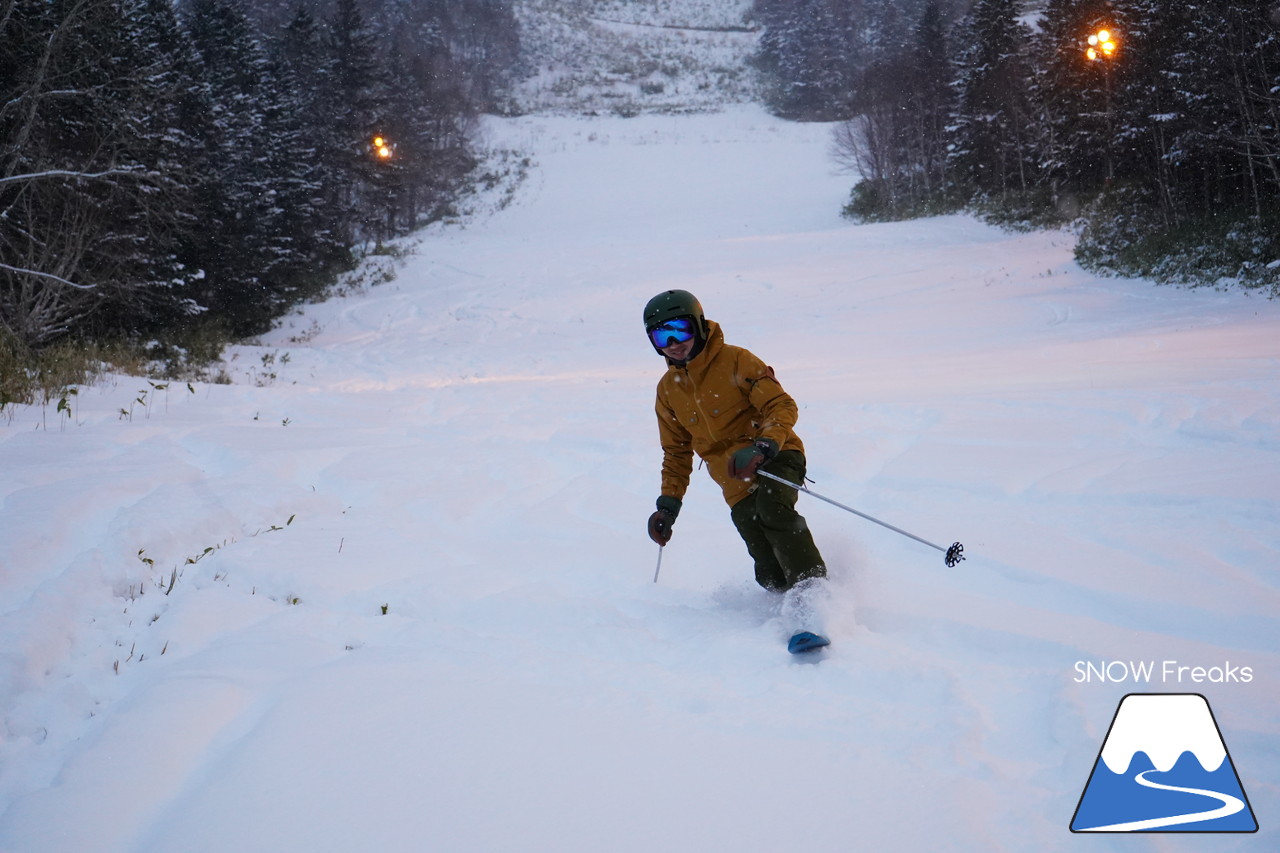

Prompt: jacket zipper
xmin=682 ymin=364 xmax=720 ymax=444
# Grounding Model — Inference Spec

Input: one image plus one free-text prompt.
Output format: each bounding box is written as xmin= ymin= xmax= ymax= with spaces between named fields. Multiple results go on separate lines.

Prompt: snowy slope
xmin=2 ymin=107 xmax=1279 ymax=852
xmin=512 ymin=0 xmax=758 ymax=113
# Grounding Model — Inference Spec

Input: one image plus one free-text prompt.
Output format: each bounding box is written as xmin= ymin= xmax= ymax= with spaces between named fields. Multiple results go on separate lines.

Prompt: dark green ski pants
xmin=729 ymin=450 xmax=827 ymax=592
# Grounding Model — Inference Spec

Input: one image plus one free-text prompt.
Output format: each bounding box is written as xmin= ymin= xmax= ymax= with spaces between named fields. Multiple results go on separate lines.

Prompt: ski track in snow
xmin=2 ymin=107 xmax=1279 ymax=853
xmin=1078 ymin=769 xmax=1246 ymax=832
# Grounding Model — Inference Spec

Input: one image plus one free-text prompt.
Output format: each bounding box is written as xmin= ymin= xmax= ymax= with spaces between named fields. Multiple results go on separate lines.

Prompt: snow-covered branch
xmin=0 ymin=168 xmax=144 ymax=187
xmin=0 ymin=261 xmax=96 ymax=290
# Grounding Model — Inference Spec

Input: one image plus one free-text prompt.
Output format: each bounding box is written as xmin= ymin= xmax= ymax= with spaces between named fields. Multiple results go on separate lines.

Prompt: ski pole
xmin=653 ymin=544 xmax=664 ymax=583
xmin=756 ymin=470 xmax=965 ymax=567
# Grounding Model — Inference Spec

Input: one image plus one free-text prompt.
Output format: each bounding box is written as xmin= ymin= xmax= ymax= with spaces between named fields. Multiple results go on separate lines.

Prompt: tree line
xmin=0 ymin=0 xmax=519 ymax=350
xmin=754 ymin=0 xmax=1280 ymax=292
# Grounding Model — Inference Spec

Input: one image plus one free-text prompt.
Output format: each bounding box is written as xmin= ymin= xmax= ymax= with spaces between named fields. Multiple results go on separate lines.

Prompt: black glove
xmin=647 ymin=496 xmax=682 ymax=545
xmin=728 ymin=438 xmax=779 ymax=481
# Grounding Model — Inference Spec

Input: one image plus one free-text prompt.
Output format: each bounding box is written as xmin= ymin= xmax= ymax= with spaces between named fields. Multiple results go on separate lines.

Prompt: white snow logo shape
xmin=1071 ymin=693 xmax=1258 ymax=833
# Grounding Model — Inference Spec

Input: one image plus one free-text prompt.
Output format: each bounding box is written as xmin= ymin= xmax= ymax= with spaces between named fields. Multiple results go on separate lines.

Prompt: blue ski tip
xmin=788 ymin=631 xmax=830 ymax=654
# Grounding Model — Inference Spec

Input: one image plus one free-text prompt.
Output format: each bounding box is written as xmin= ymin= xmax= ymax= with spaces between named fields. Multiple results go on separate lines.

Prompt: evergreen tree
xmin=2 ymin=0 xmax=499 ymax=350
xmin=947 ymin=0 xmax=1039 ymax=201
xmin=833 ymin=0 xmax=958 ymax=220
xmin=376 ymin=22 xmax=475 ymax=236
xmin=754 ymin=0 xmax=863 ymax=119
xmin=183 ymin=0 xmax=298 ymax=335
xmin=1105 ymin=0 xmax=1195 ymax=219
xmin=100 ymin=0 xmax=209 ymax=335
xmin=240 ymin=0 xmax=300 ymax=33
xmin=432 ymin=0 xmax=521 ymax=112
xmin=1 ymin=0 xmax=203 ymax=345
xmin=1167 ymin=0 xmax=1280 ymax=215
xmin=903 ymin=1 xmax=954 ymax=201
xmin=325 ymin=0 xmax=385 ymax=245
xmin=1032 ymin=0 xmax=1120 ymax=197
xmin=1071 ymin=0 xmax=1278 ymax=290
xmin=258 ymin=45 xmax=335 ymax=298
xmin=271 ymin=5 xmax=350 ymax=276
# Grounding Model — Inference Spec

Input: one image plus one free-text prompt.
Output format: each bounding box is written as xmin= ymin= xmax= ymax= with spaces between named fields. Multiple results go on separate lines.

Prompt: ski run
xmin=2 ymin=107 xmax=1278 ymax=852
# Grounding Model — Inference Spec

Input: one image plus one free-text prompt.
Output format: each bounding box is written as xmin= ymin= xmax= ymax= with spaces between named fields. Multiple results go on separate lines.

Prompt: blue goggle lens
xmin=648 ymin=317 xmax=695 ymax=349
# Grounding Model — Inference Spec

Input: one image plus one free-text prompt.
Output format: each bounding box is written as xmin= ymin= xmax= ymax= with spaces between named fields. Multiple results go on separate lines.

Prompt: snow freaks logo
xmin=1073 ymin=659 xmax=1253 ymax=684
xmin=1070 ymin=694 xmax=1258 ymax=833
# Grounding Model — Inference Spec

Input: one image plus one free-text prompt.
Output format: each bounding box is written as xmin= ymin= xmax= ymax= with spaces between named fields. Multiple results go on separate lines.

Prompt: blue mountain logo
xmin=1071 ymin=693 xmax=1258 ymax=833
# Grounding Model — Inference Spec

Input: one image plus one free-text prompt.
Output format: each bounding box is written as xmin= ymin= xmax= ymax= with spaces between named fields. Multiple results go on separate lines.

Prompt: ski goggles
xmin=647 ymin=317 xmax=696 ymax=349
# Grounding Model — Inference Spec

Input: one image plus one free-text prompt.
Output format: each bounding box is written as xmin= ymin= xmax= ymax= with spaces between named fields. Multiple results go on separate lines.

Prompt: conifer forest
xmin=761 ymin=0 xmax=1280 ymax=290
xmin=2 ymin=0 xmax=1278 ymax=357
xmin=1 ymin=0 xmax=517 ymax=348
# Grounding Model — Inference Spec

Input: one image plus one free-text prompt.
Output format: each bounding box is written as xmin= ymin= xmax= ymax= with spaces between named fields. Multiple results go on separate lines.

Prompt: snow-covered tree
xmin=1106 ymin=0 xmax=1196 ymax=218
xmin=421 ymin=0 xmax=521 ymax=112
xmin=375 ymin=20 xmax=477 ymax=236
xmin=0 ymin=0 xmax=204 ymax=345
xmin=1166 ymin=0 xmax=1280 ymax=216
xmin=1031 ymin=0 xmax=1122 ymax=196
xmin=182 ymin=0 xmax=301 ymax=335
xmin=833 ymin=0 xmax=957 ymax=219
xmin=947 ymin=0 xmax=1040 ymax=201
xmin=903 ymin=1 xmax=955 ymax=200
xmin=323 ymin=0 xmax=387 ymax=246
xmin=269 ymin=6 xmax=351 ymax=279
xmin=753 ymin=0 xmax=864 ymax=119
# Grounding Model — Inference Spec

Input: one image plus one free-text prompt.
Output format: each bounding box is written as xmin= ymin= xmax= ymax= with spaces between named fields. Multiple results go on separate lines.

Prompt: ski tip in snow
xmin=788 ymin=631 xmax=830 ymax=654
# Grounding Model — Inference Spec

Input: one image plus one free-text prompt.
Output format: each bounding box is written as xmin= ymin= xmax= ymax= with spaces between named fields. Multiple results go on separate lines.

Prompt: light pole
xmin=367 ymin=134 xmax=397 ymax=246
xmin=1084 ymin=25 xmax=1119 ymax=182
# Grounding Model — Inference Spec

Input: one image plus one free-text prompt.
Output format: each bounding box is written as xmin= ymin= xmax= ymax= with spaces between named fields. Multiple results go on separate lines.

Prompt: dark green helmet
xmin=643 ymin=289 xmax=707 ymax=337
xmin=643 ymin=290 xmax=709 ymax=358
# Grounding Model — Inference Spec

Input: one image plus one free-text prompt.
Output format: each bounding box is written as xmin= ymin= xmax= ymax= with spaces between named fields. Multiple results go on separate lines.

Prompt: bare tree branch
xmin=0 ymin=168 xmax=144 ymax=187
xmin=0 ymin=261 xmax=96 ymax=290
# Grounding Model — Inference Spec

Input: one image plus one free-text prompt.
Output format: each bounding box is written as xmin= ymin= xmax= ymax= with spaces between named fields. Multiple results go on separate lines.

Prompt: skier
xmin=643 ymin=289 xmax=829 ymax=651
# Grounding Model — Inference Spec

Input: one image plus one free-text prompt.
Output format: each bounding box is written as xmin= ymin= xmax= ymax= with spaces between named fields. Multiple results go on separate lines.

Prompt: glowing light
xmin=1085 ymin=27 xmax=1118 ymax=62
xmin=377 ymin=145 xmax=392 ymax=158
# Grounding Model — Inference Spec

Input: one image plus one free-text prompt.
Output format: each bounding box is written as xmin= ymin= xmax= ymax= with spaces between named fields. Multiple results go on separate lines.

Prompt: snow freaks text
xmin=1074 ymin=661 xmax=1254 ymax=685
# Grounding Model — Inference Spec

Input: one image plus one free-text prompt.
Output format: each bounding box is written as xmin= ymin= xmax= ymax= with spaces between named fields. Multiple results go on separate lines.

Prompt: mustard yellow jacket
xmin=655 ymin=320 xmax=805 ymax=507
